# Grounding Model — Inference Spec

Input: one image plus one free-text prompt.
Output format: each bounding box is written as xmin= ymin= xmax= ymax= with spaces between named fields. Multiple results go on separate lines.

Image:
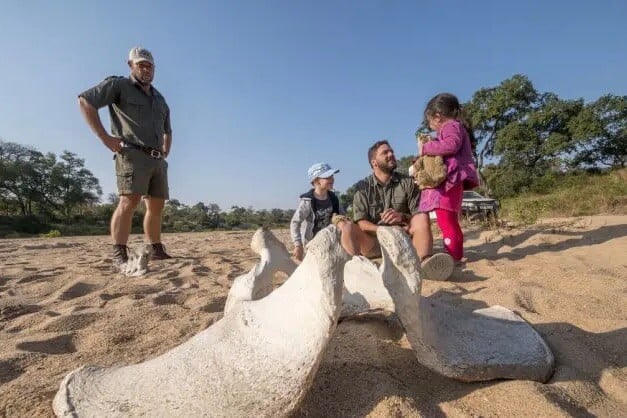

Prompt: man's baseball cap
xmin=308 ymin=162 xmax=339 ymax=182
xmin=128 ymin=47 xmax=154 ymax=65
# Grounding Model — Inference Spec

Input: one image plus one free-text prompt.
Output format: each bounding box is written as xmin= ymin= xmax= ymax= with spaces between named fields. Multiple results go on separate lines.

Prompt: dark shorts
xmin=114 ymin=148 xmax=169 ymax=199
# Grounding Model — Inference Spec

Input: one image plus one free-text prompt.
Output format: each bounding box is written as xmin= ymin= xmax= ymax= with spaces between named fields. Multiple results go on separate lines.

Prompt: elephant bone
xmin=53 ymin=225 xmax=350 ymax=417
xmin=224 ymin=227 xmax=297 ymax=313
xmin=346 ymin=226 xmax=555 ymax=382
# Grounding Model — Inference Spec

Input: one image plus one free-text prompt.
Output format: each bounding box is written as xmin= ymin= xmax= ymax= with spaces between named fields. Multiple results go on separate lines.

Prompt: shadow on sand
xmin=297 ymin=289 xmax=626 ymax=417
xmin=463 ymin=223 xmax=627 ymax=263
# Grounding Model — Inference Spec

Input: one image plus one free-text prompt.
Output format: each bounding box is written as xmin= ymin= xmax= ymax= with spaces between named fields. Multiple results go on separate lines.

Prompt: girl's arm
xmin=422 ymin=121 xmax=464 ymax=157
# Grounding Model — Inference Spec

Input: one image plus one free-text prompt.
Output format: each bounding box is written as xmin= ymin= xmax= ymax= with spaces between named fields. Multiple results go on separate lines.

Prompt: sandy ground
xmin=0 ymin=215 xmax=625 ymax=417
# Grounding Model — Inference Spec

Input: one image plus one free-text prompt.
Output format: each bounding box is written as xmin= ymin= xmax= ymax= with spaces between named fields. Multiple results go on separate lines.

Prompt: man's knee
xmin=145 ymin=197 xmax=165 ymax=214
xmin=117 ymin=194 xmax=141 ymax=213
xmin=408 ymin=212 xmax=430 ymax=236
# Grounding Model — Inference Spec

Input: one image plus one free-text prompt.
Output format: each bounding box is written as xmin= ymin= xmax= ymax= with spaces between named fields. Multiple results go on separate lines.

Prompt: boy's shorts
xmin=114 ymin=148 xmax=169 ymax=199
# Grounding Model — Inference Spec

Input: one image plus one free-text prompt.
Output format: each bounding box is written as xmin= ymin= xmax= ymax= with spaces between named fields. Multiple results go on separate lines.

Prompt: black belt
xmin=122 ymin=142 xmax=163 ymax=159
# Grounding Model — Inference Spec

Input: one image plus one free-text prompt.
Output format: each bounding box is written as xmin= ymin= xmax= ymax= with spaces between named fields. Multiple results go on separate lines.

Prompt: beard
xmin=377 ymin=158 xmax=397 ymax=174
xmin=133 ymin=71 xmax=153 ymax=86
xmin=138 ymin=75 xmax=153 ymax=85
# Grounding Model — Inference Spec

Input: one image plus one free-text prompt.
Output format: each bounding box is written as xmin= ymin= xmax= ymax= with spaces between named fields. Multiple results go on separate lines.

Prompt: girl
xmin=290 ymin=162 xmax=359 ymax=261
xmin=419 ymin=93 xmax=479 ymax=262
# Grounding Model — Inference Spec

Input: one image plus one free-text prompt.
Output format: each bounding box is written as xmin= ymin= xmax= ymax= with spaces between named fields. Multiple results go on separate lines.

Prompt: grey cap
xmin=308 ymin=162 xmax=340 ymax=182
xmin=128 ymin=47 xmax=154 ymax=65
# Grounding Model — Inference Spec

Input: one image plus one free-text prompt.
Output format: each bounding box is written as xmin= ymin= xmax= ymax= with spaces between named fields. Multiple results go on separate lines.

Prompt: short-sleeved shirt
xmin=78 ymin=76 xmax=171 ymax=149
xmin=352 ymin=172 xmax=421 ymax=224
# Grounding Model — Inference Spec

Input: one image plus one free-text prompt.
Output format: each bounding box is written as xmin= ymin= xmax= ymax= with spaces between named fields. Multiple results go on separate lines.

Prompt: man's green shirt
xmin=79 ymin=75 xmax=171 ymax=149
xmin=352 ymin=172 xmax=421 ymax=224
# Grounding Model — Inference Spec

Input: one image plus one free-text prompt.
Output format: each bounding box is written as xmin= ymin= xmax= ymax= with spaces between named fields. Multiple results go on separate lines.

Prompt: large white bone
xmin=225 ymin=229 xmax=405 ymax=316
xmin=346 ymin=226 xmax=554 ymax=383
xmin=225 ymin=227 xmax=297 ymax=313
xmin=53 ymin=226 xmax=349 ymax=417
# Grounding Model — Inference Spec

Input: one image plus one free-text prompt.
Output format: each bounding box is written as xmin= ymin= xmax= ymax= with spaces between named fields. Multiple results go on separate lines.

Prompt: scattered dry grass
xmin=500 ymin=169 xmax=627 ymax=225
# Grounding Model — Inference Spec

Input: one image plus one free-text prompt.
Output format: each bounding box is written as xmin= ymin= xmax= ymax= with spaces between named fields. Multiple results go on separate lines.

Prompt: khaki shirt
xmin=352 ymin=172 xmax=421 ymax=224
xmin=79 ymin=76 xmax=171 ymax=149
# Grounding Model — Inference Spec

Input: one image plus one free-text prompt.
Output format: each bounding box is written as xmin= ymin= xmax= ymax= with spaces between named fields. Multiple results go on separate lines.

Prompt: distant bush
xmin=501 ymin=169 xmax=627 ymax=224
xmin=54 ymin=223 xmax=109 ymax=236
xmin=0 ymin=215 xmax=50 ymax=237
xmin=40 ymin=229 xmax=62 ymax=238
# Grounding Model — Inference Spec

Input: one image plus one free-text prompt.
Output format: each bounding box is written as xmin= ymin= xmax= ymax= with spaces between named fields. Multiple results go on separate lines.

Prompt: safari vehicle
xmin=461 ymin=191 xmax=499 ymax=220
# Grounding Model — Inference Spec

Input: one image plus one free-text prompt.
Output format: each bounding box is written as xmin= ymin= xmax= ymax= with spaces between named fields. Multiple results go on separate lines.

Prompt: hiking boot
xmin=112 ymin=244 xmax=129 ymax=265
xmin=151 ymin=243 xmax=172 ymax=260
xmin=420 ymin=253 xmax=454 ymax=281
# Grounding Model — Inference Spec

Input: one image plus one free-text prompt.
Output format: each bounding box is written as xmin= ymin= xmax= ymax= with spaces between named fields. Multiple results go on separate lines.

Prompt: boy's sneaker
xmin=151 ymin=243 xmax=172 ymax=260
xmin=420 ymin=253 xmax=454 ymax=281
xmin=112 ymin=244 xmax=129 ymax=265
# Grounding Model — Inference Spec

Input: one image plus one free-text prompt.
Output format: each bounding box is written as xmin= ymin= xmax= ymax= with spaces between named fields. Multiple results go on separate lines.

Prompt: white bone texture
xmin=344 ymin=226 xmax=555 ymax=382
xmin=53 ymin=225 xmax=349 ymax=417
xmin=225 ymin=227 xmax=297 ymax=313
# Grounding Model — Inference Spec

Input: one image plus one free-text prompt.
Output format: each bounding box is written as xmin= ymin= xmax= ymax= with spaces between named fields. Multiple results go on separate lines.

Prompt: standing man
xmin=352 ymin=140 xmax=454 ymax=281
xmin=78 ymin=47 xmax=172 ymax=264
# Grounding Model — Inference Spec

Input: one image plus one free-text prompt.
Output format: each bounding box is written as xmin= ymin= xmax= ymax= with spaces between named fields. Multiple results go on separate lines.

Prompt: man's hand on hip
xmin=102 ymin=135 xmax=124 ymax=153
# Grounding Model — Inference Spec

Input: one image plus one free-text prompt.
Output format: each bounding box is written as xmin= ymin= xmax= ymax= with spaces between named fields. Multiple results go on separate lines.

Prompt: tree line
xmin=1 ymin=74 xmax=624 ymax=236
xmin=0 ymin=141 xmax=297 ymax=236
xmin=340 ymin=74 xmax=625 ymax=207
xmin=0 ymin=143 xmax=101 ymax=220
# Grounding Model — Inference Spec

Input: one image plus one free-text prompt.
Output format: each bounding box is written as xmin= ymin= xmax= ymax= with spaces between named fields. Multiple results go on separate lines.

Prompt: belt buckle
xmin=150 ymin=149 xmax=162 ymax=159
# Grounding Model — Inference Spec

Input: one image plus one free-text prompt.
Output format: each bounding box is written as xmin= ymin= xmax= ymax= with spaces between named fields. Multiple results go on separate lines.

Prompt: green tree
xmin=0 ymin=141 xmax=65 ymax=216
xmin=270 ymin=208 xmax=285 ymax=224
xmin=480 ymin=95 xmax=584 ymax=197
xmin=495 ymin=95 xmax=583 ymax=168
xmin=50 ymin=151 xmax=102 ymax=220
xmin=0 ymin=141 xmax=43 ymax=215
xmin=396 ymin=155 xmax=414 ymax=176
xmin=464 ymin=74 xmax=539 ymax=176
xmin=464 ymin=75 xmax=594 ymax=197
xmin=570 ymin=94 xmax=626 ymax=168
xmin=206 ymin=203 xmax=222 ymax=228
xmin=224 ymin=205 xmax=249 ymax=227
xmin=339 ymin=183 xmax=358 ymax=212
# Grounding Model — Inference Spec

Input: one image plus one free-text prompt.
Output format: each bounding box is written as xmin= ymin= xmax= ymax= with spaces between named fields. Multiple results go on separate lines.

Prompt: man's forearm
xmin=78 ymin=97 xmax=109 ymax=141
xmin=356 ymin=219 xmax=378 ymax=234
xmin=163 ymin=133 xmax=172 ymax=156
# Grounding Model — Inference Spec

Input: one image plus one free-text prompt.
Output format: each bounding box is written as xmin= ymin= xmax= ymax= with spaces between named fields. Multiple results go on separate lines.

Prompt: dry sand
xmin=1 ymin=215 xmax=625 ymax=417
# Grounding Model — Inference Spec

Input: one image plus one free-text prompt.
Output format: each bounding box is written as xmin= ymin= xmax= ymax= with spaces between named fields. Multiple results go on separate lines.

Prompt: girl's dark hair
xmin=424 ymin=93 xmax=477 ymax=150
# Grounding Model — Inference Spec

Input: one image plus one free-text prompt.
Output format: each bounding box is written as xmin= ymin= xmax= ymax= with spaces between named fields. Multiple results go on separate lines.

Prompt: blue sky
xmin=1 ymin=1 xmax=625 ymax=210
